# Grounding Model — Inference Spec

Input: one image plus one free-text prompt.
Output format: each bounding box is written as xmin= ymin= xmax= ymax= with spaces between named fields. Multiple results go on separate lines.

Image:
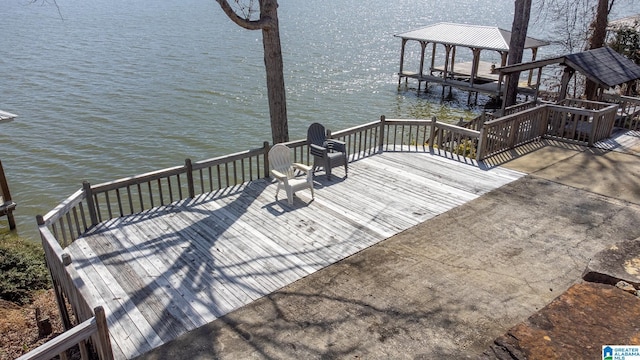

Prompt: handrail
xmin=90 ymin=165 xmax=186 ymax=193
xmin=38 ymin=117 xmax=487 ymax=250
xmin=16 ymin=306 xmax=113 ymax=360
xmin=478 ymin=102 xmax=619 ymax=159
xmin=602 ymin=93 xmax=640 ymax=130
xmin=41 ymin=189 xmax=86 ymax=227
xmin=36 ymin=106 xmax=624 ymax=359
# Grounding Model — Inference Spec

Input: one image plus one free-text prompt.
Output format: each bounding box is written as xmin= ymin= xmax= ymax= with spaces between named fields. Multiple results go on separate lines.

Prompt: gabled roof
xmin=564 ymin=47 xmax=640 ymax=87
xmin=497 ymin=47 xmax=640 ymax=88
xmin=394 ymin=22 xmax=549 ymax=52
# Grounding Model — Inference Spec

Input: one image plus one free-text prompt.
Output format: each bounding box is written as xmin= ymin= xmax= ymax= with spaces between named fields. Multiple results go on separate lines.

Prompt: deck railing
xmin=602 ymin=93 xmax=640 ymax=130
xmin=35 ymin=106 xmax=617 ymax=359
xmin=39 ymin=117 xmax=480 ymax=247
xmin=37 ymin=117 xmax=479 ymax=356
xmin=477 ymin=101 xmax=618 ymax=159
xmin=478 ymin=105 xmax=548 ymax=159
xmin=16 ymin=306 xmax=113 ymax=360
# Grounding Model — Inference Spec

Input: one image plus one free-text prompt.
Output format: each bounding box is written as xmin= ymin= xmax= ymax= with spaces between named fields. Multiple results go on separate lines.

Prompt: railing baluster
xmin=216 ymin=164 xmax=222 ymax=190
xmin=115 ymin=189 xmax=124 ymax=217
xmin=157 ymin=178 xmax=164 ymax=206
xmin=71 ymin=207 xmax=81 ymax=239
xmin=148 ymin=182 xmax=154 ymax=208
xmin=249 ymin=156 xmax=254 ymax=181
xmin=94 ymin=194 xmax=103 ymax=223
xmin=104 ymin=192 xmax=113 ymax=220
xmin=78 ymin=202 xmax=87 ymax=232
xmin=137 ymin=183 xmax=144 ymax=212
xmin=167 ymin=176 xmax=174 ymax=203
xmin=126 ymin=186 xmax=134 ymax=215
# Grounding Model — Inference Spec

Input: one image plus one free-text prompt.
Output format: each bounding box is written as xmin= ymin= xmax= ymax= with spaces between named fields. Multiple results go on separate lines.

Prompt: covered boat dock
xmin=395 ymin=22 xmax=548 ymax=103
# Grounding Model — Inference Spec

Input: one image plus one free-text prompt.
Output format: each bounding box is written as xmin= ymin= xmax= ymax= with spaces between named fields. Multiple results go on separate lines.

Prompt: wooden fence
xmin=602 ymin=93 xmax=640 ymax=130
xmin=477 ymin=100 xmax=618 ymax=159
xmin=36 ymin=117 xmax=479 ymax=352
xmin=39 ymin=117 xmax=479 ymax=247
xmin=35 ymin=106 xmax=619 ymax=358
xmin=16 ymin=306 xmax=113 ymax=360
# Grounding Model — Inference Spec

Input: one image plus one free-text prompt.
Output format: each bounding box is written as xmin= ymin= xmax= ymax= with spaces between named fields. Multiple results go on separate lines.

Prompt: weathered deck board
xmin=65 ymin=151 xmax=525 ymax=359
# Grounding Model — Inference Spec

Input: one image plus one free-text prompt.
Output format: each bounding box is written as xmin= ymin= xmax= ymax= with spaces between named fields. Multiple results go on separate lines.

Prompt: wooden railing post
xmin=589 ymin=111 xmax=601 ymax=146
xmin=539 ymin=105 xmax=549 ymax=138
xmin=476 ymin=126 xmax=486 ymax=161
xmin=82 ymin=181 xmax=98 ymax=227
xmin=263 ymin=141 xmax=271 ymax=178
xmin=378 ymin=115 xmax=386 ymax=153
xmin=185 ymin=158 xmax=195 ymax=198
xmin=94 ymin=306 xmax=115 ymax=360
xmin=429 ymin=116 xmax=437 ymax=152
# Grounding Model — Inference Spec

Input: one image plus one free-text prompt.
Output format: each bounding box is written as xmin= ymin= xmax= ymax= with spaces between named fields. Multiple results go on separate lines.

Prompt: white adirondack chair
xmin=268 ymin=144 xmax=314 ymax=205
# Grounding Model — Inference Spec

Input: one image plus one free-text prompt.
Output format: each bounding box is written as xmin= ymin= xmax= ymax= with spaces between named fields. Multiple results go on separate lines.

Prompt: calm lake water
xmin=1 ymin=0 xmax=639 ymax=240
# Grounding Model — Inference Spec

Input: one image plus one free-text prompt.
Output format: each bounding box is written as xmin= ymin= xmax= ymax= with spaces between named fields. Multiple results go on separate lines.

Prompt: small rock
xmin=616 ymin=280 xmax=638 ymax=295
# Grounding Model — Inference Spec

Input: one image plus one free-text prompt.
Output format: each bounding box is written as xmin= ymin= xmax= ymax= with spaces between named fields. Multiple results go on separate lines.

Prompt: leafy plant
xmin=609 ymin=22 xmax=640 ymax=66
xmin=0 ymin=233 xmax=50 ymax=305
xmin=453 ymin=139 xmax=477 ymax=158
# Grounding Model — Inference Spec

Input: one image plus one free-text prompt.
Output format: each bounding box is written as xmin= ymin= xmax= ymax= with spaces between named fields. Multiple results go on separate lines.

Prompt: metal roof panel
xmin=395 ymin=22 xmax=548 ymax=52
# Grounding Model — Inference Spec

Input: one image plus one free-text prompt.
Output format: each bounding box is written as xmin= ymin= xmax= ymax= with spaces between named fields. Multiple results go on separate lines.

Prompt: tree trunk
xmin=215 ymin=0 xmax=289 ymax=144
xmin=504 ymin=0 xmax=532 ymax=107
xmin=261 ymin=0 xmax=288 ymax=143
xmin=584 ymin=0 xmax=610 ymax=100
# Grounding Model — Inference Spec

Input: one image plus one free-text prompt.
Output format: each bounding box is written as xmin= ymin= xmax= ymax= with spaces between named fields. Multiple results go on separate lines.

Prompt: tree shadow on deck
xmin=71 ymin=175 xmax=368 ymax=358
xmin=135 ymin=172 xmax=640 ymax=360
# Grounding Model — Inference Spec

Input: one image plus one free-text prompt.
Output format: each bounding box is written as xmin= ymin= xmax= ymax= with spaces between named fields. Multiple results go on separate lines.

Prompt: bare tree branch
xmin=216 ymin=0 xmax=272 ymax=30
xmin=29 ymin=0 xmax=63 ymax=20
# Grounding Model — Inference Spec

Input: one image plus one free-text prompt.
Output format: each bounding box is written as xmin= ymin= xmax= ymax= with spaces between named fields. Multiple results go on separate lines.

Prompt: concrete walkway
xmin=137 ymin=131 xmax=640 ymax=359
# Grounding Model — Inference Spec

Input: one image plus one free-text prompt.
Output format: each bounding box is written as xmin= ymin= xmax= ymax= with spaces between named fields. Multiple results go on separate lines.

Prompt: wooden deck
xmin=64 ymin=151 xmax=524 ymax=359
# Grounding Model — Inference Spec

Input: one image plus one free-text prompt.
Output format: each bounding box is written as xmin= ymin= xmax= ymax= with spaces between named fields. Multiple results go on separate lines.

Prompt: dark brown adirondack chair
xmin=307 ymin=123 xmax=348 ymax=180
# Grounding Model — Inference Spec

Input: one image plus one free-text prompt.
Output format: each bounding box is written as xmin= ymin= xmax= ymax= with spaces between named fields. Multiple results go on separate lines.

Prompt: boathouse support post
xmin=378 ymin=116 xmax=386 ymax=153
xmin=263 ymin=141 xmax=271 ymax=178
xmin=430 ymin=43 xmax=437 ymax=76
xmin=471 ymin=48 xmax=483 ymax=86
xmin=443 ymin=45 xmax=452 ymax=79
xmin=398 ymin=39 xmax=408 ymax=86
xmin=185 ymin=158 xmax=195 ymax=198
xmin=0 ymin=160 xmax=16 ymax=229
xmin=419 ymin=42 xmax=427 ymax=78
xmin=418 ymin=41 xmax=428 ymax=91
xmin=527 ymin=48 xmax=538 ymax=86
xmin=534 ymin=66 xmax=543 ymax=102
xmin=450 ymin=46 xmax=457 ymax=75
xmin=82 ymin=181 xmax=98 ymax=227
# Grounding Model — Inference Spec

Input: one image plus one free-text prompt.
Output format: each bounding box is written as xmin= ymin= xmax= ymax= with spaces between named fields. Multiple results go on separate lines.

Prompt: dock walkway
xmin=65 ymin=150 xmax=524 ymax=359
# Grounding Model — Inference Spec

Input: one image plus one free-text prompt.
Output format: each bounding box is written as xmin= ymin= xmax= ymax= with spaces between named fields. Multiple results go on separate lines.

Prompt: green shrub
xmin=0 ymin=233 xmax=50 ymax=305
xmin=453 ymin=139 xmax=477 ymax=158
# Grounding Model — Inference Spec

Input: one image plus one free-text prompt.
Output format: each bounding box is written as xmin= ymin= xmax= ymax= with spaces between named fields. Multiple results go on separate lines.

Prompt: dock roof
xmin=394 ymin=22 xmax=549 ymax=52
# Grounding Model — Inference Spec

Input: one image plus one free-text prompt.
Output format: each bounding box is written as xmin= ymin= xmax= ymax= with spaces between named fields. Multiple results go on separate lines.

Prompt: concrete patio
xmin=137 ymin=131 xmax=640 ymax=359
